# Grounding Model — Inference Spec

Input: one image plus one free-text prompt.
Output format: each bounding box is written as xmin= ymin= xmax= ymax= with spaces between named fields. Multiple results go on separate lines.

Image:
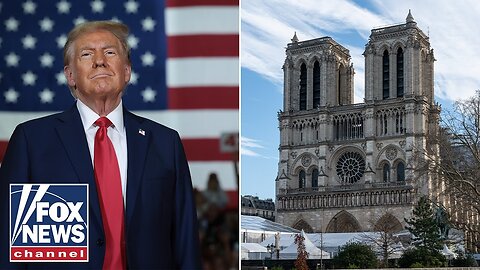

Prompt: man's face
xmin=64 ymin=30 xmax=131 ymax=103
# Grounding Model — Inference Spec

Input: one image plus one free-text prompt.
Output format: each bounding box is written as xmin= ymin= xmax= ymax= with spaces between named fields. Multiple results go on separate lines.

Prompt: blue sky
xmin=240 ymin=0 xmax=480 ymax=200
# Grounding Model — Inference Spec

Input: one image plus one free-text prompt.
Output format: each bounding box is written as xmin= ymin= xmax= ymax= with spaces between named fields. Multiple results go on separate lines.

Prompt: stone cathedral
xmin=275 ymin=11 xmax=443 ymax=233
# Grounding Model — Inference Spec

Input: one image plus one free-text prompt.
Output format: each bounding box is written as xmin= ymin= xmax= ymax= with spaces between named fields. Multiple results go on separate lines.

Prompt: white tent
xmin=279 ymin=231 xmax=330 ymax=260
xmin=441 ymin=244 xmax=456 ymax=259
xmin=389 ymin=242 xmax=406 ymax=259
xmin=241 ymin=243 xmax=268 ymax=260
xmin=262 ymin=231 xmax=367 ymax=256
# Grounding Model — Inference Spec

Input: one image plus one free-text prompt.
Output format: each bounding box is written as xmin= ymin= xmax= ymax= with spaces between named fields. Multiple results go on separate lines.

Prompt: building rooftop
xmin=241 ymin=215 xmax=300 ymax=233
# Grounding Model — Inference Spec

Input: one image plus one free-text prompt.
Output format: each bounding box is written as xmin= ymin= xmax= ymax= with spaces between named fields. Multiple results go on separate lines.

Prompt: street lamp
xmin=266 ymin=244 xmax=275 ymax=259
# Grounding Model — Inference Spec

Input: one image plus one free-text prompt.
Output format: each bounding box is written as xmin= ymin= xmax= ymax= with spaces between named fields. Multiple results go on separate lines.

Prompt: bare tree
xmin=414 ymin=90 xmax=480 ymax=252
xmin=361 ymin=210 xmax=404 ymax=267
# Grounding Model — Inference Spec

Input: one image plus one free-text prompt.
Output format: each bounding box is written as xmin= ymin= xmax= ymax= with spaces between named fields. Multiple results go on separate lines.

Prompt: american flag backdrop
xmin=0 ymin=0 xmax=239 ymax=192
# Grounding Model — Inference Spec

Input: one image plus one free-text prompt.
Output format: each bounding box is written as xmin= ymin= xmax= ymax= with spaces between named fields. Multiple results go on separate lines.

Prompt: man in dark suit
xmin=0 ymin=21 xmax=201 ymax=269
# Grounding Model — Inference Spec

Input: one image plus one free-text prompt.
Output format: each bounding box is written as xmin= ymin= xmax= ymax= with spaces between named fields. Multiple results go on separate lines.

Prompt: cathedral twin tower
xmin=276 ymin=11 xmax=442 ymax=233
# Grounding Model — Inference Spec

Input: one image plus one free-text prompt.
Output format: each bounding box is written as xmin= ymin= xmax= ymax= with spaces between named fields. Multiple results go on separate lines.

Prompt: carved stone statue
xmin=435 ymin=206 xmax=450 ymax=239
xmin=274 ymin=232 xmax=280 ymax=250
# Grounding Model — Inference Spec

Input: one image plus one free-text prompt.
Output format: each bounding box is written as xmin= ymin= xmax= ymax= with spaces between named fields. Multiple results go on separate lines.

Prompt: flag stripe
xmin=0 ymin=141 xmax=7 ymax=162
xmin=183 ymin=138 xmax=237 ymax=161
xmin=168 ymin=87 xmax=238 ymax=109
xmin=166 ymin=0 xmax=239 ymax=7
xmin=165 ymin=2 xmax=239 ymax=191
xmin=167 ymin=35 xmax=239 ymax=57
xmin=0 ymin=111 xmax=238 ymax=139
xmin=131 ymin=110 xmax=238 ymax=138
xmin=166 ymin=58 xmax=238 ymax=87
xmin=165 ymin=7 xmax=239 ymax=35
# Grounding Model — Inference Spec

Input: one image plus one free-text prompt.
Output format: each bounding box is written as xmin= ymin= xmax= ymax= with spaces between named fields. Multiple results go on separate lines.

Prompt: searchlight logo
xmin=9 ymin=184 xmax=88 ymax=262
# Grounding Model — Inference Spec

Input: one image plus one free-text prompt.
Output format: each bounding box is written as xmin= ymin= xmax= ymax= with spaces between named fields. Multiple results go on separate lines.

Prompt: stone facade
xmin=275 ymin=11 xmax=442 ymax=234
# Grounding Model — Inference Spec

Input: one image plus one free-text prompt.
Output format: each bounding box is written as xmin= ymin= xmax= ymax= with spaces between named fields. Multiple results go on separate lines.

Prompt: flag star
xmin=124 ymin=0 xmax=139 ymax=14
xmin=141 ymin=17 xmax=156 ymax=32
xmin=57 ymin=0 xmax=71 ymax=14
xmin=141 ymin=87 xmax=156 ymax=102
xmin=22 ymin=0 xmax=37 ymax=14
xmin=56 ymin=71 xmax=67 ymax=85
xmin=22 ymin=34 xmax=37 ymax=49
xmin=39 ymin=52 xmax=54 ymax=67
xmin=129 ymin=71 xmax=138 ymax=85
xmin=39 ymin=88 xmax=55 ymax=103
xmin=4 ymin=88 xmax=20 ymax=103
xmin=5 ymin=52 xmax=20 ymax=67
xmin=127 ymin=35 xmax=139 ymax=49
xmin=22 ymin=71 xmax=37 ymax=86
xmin=5 ymin=17 xmax=20 ymax=32
xmin=74 ymin=16 xmax=86 ymax=25
xmin=111 ymin=17 xmax=121 ymax=23
xmin=141 ymin=51 xmax=155 ymax=66
xmin=90 ymin=0 xmax=105 ymax=13
xmin=56 ymin=34 xmax=67 ymax=49
xmin=39 ymin=17 xmax=54 ymax=32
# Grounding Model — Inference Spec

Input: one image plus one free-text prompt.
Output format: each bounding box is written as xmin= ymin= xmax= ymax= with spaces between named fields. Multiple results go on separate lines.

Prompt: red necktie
xmin=94 ymin=117 xmax=126 ymax=270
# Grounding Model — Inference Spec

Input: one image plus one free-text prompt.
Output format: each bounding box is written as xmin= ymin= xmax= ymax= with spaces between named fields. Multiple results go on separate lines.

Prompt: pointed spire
xmin=276 ymin=169 xmax=290 ymax=181
xmin=319 ymin=166 xmax=328 ymax=177
xmin=291 ymin=31 xmax=299 ymax=43
xmin=406 ymin=9 xmax=415 ymax=23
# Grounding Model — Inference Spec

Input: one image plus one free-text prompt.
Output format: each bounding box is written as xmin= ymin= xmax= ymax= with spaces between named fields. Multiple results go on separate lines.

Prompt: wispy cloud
xmin=241 ymin=0 xmax=387 ymax=100
xmin=241 ymin=0 xmax=480 ymax=102
xmin=241 ymin=136 xmax=265 ymax=157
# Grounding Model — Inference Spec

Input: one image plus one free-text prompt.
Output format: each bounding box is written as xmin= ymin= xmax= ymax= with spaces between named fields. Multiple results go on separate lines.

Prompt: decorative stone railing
xmin=277 ymin=183 xmax=414 ymax=211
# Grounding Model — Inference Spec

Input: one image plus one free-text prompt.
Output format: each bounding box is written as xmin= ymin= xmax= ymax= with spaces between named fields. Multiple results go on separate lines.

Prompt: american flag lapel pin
xmin=138 ymin=129 xmax=145 ymax=136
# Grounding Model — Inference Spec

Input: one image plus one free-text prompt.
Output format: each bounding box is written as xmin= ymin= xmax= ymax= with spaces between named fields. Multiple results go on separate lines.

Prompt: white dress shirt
xmin=76 ymin=99 xmax=128 ymax=205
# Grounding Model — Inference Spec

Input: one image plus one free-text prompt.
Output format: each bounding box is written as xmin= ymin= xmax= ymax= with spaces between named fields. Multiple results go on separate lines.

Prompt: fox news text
xmin=9 ymin=184 xmax=88 ymax=262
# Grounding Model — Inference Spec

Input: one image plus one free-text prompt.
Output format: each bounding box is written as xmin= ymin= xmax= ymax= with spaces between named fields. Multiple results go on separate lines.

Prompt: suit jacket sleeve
xmin=0 ymin=124 xmax=29 ymax=269
xmin=173 ymin=131 xmax=202 ymax=269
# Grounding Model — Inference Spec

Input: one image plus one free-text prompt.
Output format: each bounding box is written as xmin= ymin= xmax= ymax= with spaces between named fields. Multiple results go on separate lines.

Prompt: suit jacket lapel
xmin=124 ymin=109 xmax=148 ymax=231
xmin=54 ymin=104 xmax=103 ymax=233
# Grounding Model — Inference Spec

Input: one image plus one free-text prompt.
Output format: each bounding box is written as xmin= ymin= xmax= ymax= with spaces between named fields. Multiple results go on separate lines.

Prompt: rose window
xmin=336 ymin=151 xmax=366 ymax=184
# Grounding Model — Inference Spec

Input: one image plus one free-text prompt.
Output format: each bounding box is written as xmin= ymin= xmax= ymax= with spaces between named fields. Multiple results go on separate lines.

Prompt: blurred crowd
xmin=195 ymin=173 xmax=239 ymax=270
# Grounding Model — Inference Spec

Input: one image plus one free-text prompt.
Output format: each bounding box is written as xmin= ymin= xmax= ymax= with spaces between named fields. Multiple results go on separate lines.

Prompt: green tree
xmin=401 ymin=196 xmax=447 ymax=267
xmin=451 ymin=252 xmax=478 ymax=267
xmin=398 ymin=248 xmax=446 ymax=268
xmin=405 ymin=196 xmax=443 ymax=252
xmin=332 ymin=242 xmax=378 ymax=269
xmin=294 ymin=233 xmax=309 ymax=270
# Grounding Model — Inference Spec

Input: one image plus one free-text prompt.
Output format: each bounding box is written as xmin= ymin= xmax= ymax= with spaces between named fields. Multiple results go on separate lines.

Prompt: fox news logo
xmin=10 ymin=184 xmax=89 ymax=262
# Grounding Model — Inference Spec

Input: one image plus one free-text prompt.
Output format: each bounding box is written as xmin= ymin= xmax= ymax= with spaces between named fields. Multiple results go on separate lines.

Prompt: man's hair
xmin=63 ymin=20 xmax=131 ymax=66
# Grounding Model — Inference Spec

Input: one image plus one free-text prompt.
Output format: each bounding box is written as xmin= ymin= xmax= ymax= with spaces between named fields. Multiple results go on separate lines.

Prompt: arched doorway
xmin=374 ymin=213 xmax=403 ymax=232
xmin=292 ymin=219 xmax=314 ymax=233
xmin=326 ymin=210 xmax=361 ymax=232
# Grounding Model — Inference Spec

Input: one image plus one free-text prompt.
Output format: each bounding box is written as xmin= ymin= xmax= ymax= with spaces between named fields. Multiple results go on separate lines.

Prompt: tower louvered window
xmin=299 ymin=170 xmax=306 ymax=188
xmin=312 ymin=169 xmax=319 ymax=188
xmin=299 ymin=63 xmax=307 ymax=110
xmin=383 ymin=163 xmax=390 ymax=182
xmin=313 ymin=61 xmax=320 ymax=108
xmin=397 ymin=162 xmax=405 ymax=181
xmin=397 ymin=47 xmax=404 ymax=97
xmin=383 ymin=50 xmax=389 ymax=99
